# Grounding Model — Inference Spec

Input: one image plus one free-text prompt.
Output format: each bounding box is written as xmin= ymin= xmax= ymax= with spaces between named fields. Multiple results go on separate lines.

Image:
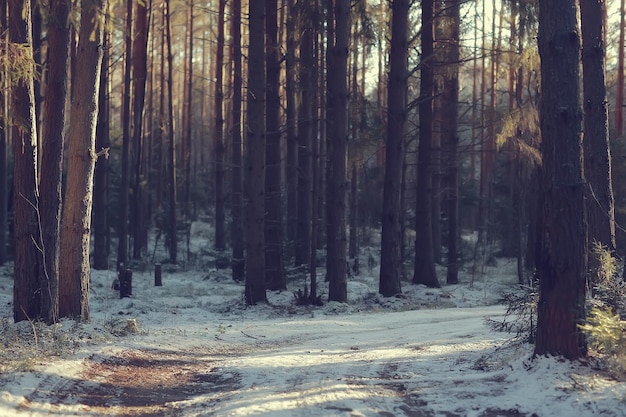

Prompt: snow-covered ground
xmin=0 ymin=223 xmax=625 ymax=416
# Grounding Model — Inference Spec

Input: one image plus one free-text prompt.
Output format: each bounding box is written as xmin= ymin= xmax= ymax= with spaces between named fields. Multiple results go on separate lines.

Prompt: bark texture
xmin=535 ymin=0 xmax=588 ymax=359
xmin=58 ymin=0 xmax=106 ymax=320
xmin=379 ymin=0 xmax=409 ymax=297
xmin=10 ymin=0 xmax=42 ymax=322
xmin=245 ymin=0 xmax=267 ymax=304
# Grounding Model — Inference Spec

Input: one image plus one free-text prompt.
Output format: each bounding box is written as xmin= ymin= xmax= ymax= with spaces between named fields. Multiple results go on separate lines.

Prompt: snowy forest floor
xmin=0 ymin=221 xmax=625 ymax=417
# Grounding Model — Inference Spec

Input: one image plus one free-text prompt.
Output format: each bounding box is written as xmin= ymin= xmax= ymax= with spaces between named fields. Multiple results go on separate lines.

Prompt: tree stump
xmin=155 ymin=263 xmax=162 ymax=286
xmin=120 ymin=268 xmax=132 ymax=298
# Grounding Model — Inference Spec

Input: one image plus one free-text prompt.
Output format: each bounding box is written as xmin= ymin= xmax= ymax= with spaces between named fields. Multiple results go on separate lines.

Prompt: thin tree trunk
xmin=93 ymin=25 xmax=110 ymax=271
xmin=165 ymin=0 xmax=177 ymax=263
xmin=617 ymin=0 xmax=625 ymax=136
xmin=131 ymin=0 xmax=150 ymax=259
xmin=58 ymin=0 xmax=106 ymax=320
xmin=0 ymin=5 xmax=7 ymax=266
xmin=265 ymin=0 xmax=286 ymax=290
xmin=214 ymin=0 xmax=226 ymax=251
xmin=245 ymin=0 xmax=267 ymax=304
xmin=231 ymin=0 xmax=244 ymax=282
xmin=182 ymin=0 xmax=194 ymax=217
xmin=413 ymin=0 xmax=439 ymax=288
xmin=443 ymin=0 xmax=460 ymax=285
xmin=295 ymin=1 xmax=313 ymax=268
xmin=118 ymin=0 xmax=132 ymax=267
xmin=285 ymin=0 xmax=298 ymax=261
xmin=349 ymin=163 xmax=358 ymax=275
xmin=379 ymin=0 xmax=408 ymax=297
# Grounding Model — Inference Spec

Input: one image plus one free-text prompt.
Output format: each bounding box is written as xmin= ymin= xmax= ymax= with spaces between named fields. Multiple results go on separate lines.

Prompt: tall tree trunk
xmin=534 ymin=0 xmax=587 ymax=360
xmin=118 ymin=0 xmax=132 ymax=267
xmin=58 ymin=0 xmax=106 ymax=321
xmin=580 ymin=0 xmax=616 ymax=279
xmin=617 ymin=0 xmax=625 ymax=136
xmin=379 ymin=0 xmax=408 ymax=297
xmin=327 ymin=0 xmax=349 ymax=302
xmin=349 ymin=163 xmax=358 ymax=275
xmin=93 ymin=24 xmax=110 ymax=271
xmin=265 ymin=0 xmax=286 ymax=290
xmin=9 ymin=0 xmax=42 ymax=323
xmin=442 ymin=0 xmax=460 ymax=285
xmin=245 ymin=0 xmax=267 ymax=304
xmin=131 ymin=0 xmax=150 ymax=259
xmin=230 ymin=0 xmax=244 ymax=282
xmin=413 ymin=0 xmax=439 ymax=288
xmin=165 ymin=0 xmax=177 ymax=263
xmin=182 ymin=0 xmax=193 ymax=217
xmin=214 ymin=0 xmax=226 ymax=251
xmin=295 ymin=0 xmax=313 ymax=268
xmin=285 ymin=0 xmax=298 ymax=261
xmin=0 ymin=5 xmax=8 ymax=266
xmin=39 ymin=0 xmax=71 ymax=323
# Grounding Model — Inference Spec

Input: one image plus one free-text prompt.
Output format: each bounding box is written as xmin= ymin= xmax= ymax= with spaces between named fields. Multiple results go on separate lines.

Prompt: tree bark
xmin=58 ymin=0 xmax=106 ymax=321
xmin=165 ymin=0 xmax=177 ymax=263
xmin=118 ymin=0 xmax=132 ymax=267
xmin=230 ymin=0 xmax=244 ymax=282
xmin=617 ymin=0 xmax=625 ymax=136
xmin=214 ymin=0 xmax=226 ymax=251
xmin=131 ymin=0 xmax=150 ymax=259
xmin=327 ymin=0 xmax=349 ymax=302
xmin=534 ymin=0 xmax=587 ymax=360
xmin=379 ymin=0 xmax=408 ymax=297
xmin=9 ymin=0 xmax=42 ymax=323
xmin=295 ymin=1 xmax=313 ymax=268
xmin=265 ymin=0 xmax=286 ymax=290
xmin=39 ymin=0 xmax=71 ymax=323
xmin=0 ymin=8 xmax=7 ymax=266
xmin=93 ymin=18 xmax=110 ymax=271
xmin=245 ymin=0 xmax=267 ymax=304
xmin=442 ymin=0 xmax=460 ymax=285
xmin=580 ymin=0 xmax=616 ymax=276
xmin=413 ymin=0 xmax=439 ymax=288
xmin=285 ymin=0 xmax=298 ymax=261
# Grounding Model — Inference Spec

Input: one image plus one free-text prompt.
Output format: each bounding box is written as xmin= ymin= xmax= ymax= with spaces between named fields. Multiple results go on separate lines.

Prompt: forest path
xmin=7 ymin=306 xmax=528 ymax=417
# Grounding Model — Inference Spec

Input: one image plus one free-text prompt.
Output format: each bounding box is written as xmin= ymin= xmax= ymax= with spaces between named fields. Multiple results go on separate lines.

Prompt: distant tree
xmin=10 ymin=0 xmax=42 ymax=322
xmin=580 ymin=0 xmax=616 ymax=279
xmin=214 ymin=0 xmax=226 ymax=252
xmin=182 ymin=0 xmax=194 ymax=218
xmin=534 ymin=0 xmax=587 ymax=359
xmin=413 ymin=0 xmax=439 ymax=288
xmin=295 ymin=0 xmax=313 ymax=268
xmin=58 ymin=0 xmax=107 ymax=320
xmin=285 ymin=0 xmax=298 ymax=260
xmin=230 ymin=0 xmax=245 ymax=282
xmin=327 ymin=0 xmax=350 ymax=302
xmin=165 ymin=0 xmax=177 ymax=263
xmin=245 ymin=0 xmax=267 ymax=304
xmin=379 ymin=0 xmax=409 ymax=297
xmin=118 ymin=0 xmax=132 ymax=266
xmin=265 ymin=0 xmax=286 ymax=290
